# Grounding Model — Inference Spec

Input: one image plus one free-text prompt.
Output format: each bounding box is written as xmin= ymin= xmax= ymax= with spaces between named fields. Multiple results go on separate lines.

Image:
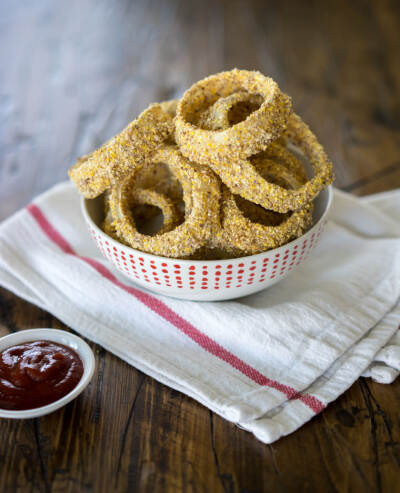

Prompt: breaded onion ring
xmin=212 ymin=188 xmax=313 ymax=255
xmin=175 ymin=69 xmax=292 ymax=161
xmin=198 ymin=90 xmax=307 ymax=184
xmin=186 ymin=87 xmax=314 ymax=255
xmin=176 ymin=69 xmax=333 ymax=213
xmin=69 ymin=103 xmax=174 ymax=199
xmin=217 ymin=112 xmax=333 ymax=213
xmin=109 ymin=145 xmax=220 ymax=257
xmin=211 ymin=160 xmax=313 ymax=255
xmin=195 ymin=110 xmax=333 ymax=213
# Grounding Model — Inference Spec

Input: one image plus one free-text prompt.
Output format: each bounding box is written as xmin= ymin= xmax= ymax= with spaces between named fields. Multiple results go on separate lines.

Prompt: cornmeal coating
xmin=109 ymin=145 xmax=220 ymax=257
xmin=222 ymin=112 xmax=333 ymax=213
xmin=210 ymin=159 xmax=313 ymax=255
xmin=200 ymin=112 xmax=333 ymax=214
xmin=175 ymin=69 xmax=292 ymax=162
xmin=69 ymin=103 xmax=174 ymax=198
xmin=102 ymin=191 xmax=121 ymax=242
xmin=176 ymin=70 xmax=333 ymax=213
xmin=183 ymin=85 xmax=314 ymax=255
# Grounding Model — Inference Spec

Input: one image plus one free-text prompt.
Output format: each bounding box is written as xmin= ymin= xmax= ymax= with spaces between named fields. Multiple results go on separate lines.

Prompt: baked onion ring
xmin=109 ymin=144 xmax=220 ymax=257
xmin=211 ymin=160 xmax=313 ymax=255
xmin=176 ymin=69 xmax=333 ymax=213
xmin=188 ymin=87 xmax=314 ymax=255
xmin=188 ymin=110 xmax=333 ymax=213
xmin=224 ymin=112 xmax=333 ymax=213
xmin=69 ymin=103 xmax=174 ymax=199
xmin=212 ymin=189 xmax=313 ymax=255
xmin=175 ymin=69 xmax=292 ymax=161
xmin=197 ymin=90 xmax=308 ymax=185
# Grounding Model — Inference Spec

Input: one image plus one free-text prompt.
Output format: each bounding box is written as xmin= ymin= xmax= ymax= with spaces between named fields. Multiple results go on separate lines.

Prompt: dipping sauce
xmin=0 ymin=340 xmax=83 ymax=410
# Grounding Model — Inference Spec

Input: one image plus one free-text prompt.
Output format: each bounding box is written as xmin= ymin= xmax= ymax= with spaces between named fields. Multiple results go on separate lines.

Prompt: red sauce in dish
xmin=0 ymin=340 xmax=83 ymax=410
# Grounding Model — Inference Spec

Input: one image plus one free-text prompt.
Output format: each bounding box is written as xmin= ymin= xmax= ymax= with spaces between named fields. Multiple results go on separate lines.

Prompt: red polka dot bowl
xmin=81 ymin=186 xmax=332 ymax=301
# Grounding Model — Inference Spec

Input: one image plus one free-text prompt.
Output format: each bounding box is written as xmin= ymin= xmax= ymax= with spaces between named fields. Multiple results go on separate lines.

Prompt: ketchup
xmin=0 ymin=340 xmax=83 ymax=410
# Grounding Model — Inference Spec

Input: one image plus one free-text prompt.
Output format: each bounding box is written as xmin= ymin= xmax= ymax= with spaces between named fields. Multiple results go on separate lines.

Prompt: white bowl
xmin=0 ymin=329 xmax=95 ymax=419
xmin=82 ymin=187 xmax=332 ymax=301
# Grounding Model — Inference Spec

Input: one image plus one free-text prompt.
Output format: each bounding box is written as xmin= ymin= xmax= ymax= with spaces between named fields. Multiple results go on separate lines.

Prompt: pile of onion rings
xmin=69 ymin=69 xmax=334 ymax=259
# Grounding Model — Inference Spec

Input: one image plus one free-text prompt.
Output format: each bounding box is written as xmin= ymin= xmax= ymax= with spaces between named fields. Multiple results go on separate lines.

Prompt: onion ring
xmin=233 ymin=159 xmax=304 ymax=230
xmin=211 ymin=160 xmax=313 ymax=255
xmin=197 ymin=91 xmax=307 ymax=185
xmin=69 ymin=103 xmax=174 ymax=198
xmin=175 ymin=69 xmax=292 ymax=162
xmin=176 ymin=69 xmax=332 ymax=212
xmin=238 ymin=113 xmax=333 ymax=213
xmin=187 ymin=86 xmax=314 ymax=254
xmin=199 ymin=100 xmax=314 ymax=254
xmin=222 ymin=112 xmax=333 ymax=213
xmin=109 ymin=144 xmax=220 ymax=257
xmin=197 ymin=110 xmax=333 ymax=213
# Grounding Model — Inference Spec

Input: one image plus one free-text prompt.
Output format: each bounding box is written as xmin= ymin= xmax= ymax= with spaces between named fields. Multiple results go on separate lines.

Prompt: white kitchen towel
xmin=0 ymin=182 xmax=399 ymax=444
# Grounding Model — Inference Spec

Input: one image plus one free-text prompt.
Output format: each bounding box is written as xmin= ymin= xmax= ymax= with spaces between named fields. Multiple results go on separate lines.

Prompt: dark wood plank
xmin=1 ymin=1 xmax=400 ymax=492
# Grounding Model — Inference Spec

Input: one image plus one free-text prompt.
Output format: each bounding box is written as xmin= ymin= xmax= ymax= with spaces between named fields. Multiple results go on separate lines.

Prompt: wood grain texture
xmin=0 ymin=0 xmax=400 ymax=492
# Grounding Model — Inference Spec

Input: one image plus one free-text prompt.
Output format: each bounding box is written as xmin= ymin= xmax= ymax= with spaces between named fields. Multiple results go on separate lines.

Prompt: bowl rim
xmin=0 ymin=329 xmax=95 ymax=419
xmin=81 ymin=185 xmax=333 ymax=265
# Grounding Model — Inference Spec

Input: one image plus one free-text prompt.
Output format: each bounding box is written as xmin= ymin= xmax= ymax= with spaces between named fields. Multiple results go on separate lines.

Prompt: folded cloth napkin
xmin=0 ymin=182 xmax=399 ymax=444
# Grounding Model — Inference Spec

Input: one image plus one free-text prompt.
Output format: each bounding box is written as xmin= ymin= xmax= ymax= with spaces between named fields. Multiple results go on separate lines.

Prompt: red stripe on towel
xmin=27 ymin=203 xmax=325 ymax=414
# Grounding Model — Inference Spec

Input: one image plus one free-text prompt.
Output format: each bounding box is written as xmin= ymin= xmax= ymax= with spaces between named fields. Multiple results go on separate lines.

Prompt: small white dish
xmin=0 ymin=329 xmax=95 ymax=419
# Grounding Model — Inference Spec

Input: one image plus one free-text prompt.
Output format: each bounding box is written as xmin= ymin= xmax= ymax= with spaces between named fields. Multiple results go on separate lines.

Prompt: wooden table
xmin=1 ymin=1 xmax=400 ymax=491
